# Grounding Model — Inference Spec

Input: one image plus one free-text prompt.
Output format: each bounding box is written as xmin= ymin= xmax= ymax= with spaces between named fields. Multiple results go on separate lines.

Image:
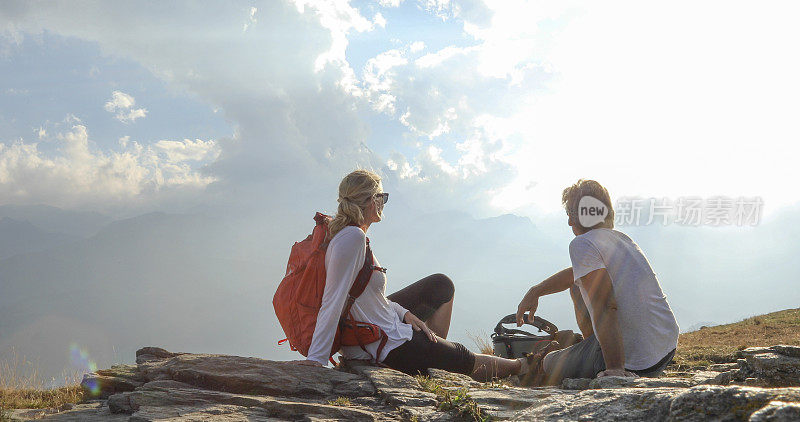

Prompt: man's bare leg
xmin=426 ymin=297 xmax=453 ymax=339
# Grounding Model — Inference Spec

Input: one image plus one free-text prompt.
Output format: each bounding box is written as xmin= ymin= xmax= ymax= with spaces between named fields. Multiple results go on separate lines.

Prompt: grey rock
xmin=109 ymin=387 xmax=380 ymax=421
xmin=81 ymin=365 xmax=144 ymax=399
xmin=589 ymin=375 xmax=692 ymax=389
xmin=428 ymin=368 xmax=481 ymax=388
xmin=773 ymin=345 xmax=800 ymax=359
xmin=561 ymin=377 xmax=592 ymax=390
xmin=128 ymin=404 xmax=277 ymax=421
xmin=140 ymin=380 xmax=196 ymax=390
xmin=470 ymin=387 xmax=570 ymax=420
xmin=690 ymin=370 xmax=733 ymax=385
xmin=668 ymin=385 xmax=800 ymax=421
xmin=135 ymin=347 xmax=186 ymax=365
xmin=480 ymin=386 xmax=682 ymax=421
xmin=15 ymin=345 xmax=800 ymax=421
xmin=749 ymin=400 xmax=800 ymax=421
xmin=708 ymin=363 xmax=741 ymax=372
xmin=740 ymin=345 xmax=800 ymax=359
xmin=136 ymin=346 xmax=182 ymax=360
xmin=744 ymin=351 xmax=800 ymax=387
xmin=344 ymin=361 xmax=437 ymax=407
xmin=139 ymin=353 xmax=375 ymax=399
xmin=465 ymin=384 xmax=800 ymax=421
xmin=8 ymin=402 xmax=128 ymax=421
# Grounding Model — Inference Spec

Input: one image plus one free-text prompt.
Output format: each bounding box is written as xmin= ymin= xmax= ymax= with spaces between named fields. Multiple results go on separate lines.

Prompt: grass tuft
xmin=416 ymin=375 xmax=489 ymax=421
xmin=0 ymin=350 xmax=85 ymax=413
xmin=326 ymin=396 xmax=352 ymax=407
xmin=468 ymin=331 xmax=494 ymax=355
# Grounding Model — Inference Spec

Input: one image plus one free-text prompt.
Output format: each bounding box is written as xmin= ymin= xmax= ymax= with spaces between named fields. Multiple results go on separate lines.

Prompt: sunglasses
xmin=374 ymin=192 xmax=389 ymax=204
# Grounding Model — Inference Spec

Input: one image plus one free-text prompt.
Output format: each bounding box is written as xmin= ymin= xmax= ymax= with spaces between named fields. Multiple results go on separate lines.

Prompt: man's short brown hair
xmin=562 ymin=179 xmax=615 ymax=230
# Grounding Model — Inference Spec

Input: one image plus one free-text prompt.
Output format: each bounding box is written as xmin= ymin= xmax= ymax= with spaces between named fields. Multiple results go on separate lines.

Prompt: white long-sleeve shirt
xmin=306 ymin=226 xmax=414 ymax=366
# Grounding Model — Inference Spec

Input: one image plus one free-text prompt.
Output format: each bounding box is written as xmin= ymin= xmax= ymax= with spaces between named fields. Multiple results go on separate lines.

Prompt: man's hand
xmin=404 ymin=311 xmax=437 ymax=342
xmin=516 ymin=290 xmax=539 ymax=326
xmin=291 ymin=359 xmax=324 ymax=367
xmin=516 ymin=268 xmax=574 ymax=327
xmin=597 ymin=368 xmax=637 ymax=378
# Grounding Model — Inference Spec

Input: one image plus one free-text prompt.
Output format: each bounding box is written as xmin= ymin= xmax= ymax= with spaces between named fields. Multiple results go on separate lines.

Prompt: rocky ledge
xmin=7 ymin=345 xmax=800 ymax=421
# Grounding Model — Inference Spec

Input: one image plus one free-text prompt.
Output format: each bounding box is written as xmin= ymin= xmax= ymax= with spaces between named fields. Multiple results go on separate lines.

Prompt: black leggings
xmin=382 ymin=274 xmax=476 ymax=375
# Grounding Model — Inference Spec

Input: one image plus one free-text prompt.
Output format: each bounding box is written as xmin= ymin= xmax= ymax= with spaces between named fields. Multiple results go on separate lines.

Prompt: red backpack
xmin=273 ymin=213 xmax=388 ymax=364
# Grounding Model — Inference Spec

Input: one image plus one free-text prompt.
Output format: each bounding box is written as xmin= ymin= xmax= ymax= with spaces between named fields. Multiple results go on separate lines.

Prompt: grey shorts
xmin=542 ymin=334 xmax=675 ymax=385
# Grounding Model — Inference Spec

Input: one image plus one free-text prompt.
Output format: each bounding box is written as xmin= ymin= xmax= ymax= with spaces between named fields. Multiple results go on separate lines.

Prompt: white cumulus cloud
xmin=104 ymin=91 xmax=148 ymax=123
xmin=0 ymin=118 xmax=219 ymax=211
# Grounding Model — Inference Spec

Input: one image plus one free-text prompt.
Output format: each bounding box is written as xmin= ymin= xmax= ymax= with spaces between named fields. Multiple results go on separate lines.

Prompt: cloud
xmin=0 ymin=0 xmax=383 ymax=213
xmin=379 ymin=0 xmax=403 ymax=7
xmin=0 ymin=116 xmax=219 ymax=211
xmin=103 ymin=91 xmax=148 ymax=123
xmin=0 ymin=1 xmax=518 ymax=216
xmin=153 ymin=139 xmax=220 ymax=163
xmin=5 ymin=0 xmax=799 ymax=221
xmin=243 ymin=6 xmax=257 ymax=32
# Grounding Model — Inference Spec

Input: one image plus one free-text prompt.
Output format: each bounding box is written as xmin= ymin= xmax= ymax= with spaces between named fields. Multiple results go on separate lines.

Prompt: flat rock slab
xmin=749 ymin=400 xmax=800 ymax=422
xmin=467 ymin=384 xmax=800 ymax=421
xmin=134 ymin=352 xmax=375 ymax=399
xmin=13 ymin=345 xmax=800 ymax=421
xmin=669 ymin=385 xmax=800 ymax=421
xmin=7 ymin=402 xmax=128 ymax=421
xmin=108 ymin=385 xmax=383 ymax=421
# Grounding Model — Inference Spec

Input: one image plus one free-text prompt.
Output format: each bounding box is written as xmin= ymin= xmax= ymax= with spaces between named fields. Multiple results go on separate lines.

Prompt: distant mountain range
xmin=0 ymin=217 xmax=80 ymax=260
xmin=1 ymin=203 xmax=799 ymax=385
xmin=0 ymin=205 xmax=577 ymax=385
xmin=0 ymin=204 xmax=111 ymax=237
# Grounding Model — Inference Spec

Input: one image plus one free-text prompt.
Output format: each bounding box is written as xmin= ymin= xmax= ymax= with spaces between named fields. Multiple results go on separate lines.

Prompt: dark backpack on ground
xmin=491 ymin=314 xmax=583 ymax=358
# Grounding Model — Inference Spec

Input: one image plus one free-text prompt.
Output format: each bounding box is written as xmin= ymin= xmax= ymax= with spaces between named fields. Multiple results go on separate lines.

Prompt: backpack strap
xmin=347 ymin=310 xmax=388 ymax=364
xmin=336 ymin=237 xmax=388 ymax=364
xmin=339 ymin=238 xmax=375 ymax=320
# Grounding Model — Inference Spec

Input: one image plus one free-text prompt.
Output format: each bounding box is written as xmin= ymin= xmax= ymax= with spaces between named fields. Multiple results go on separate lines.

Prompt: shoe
xmin=554 ymin=330 xmax=582 ymax=348
xmin=519 ymin=340 xmax=561 ymax=387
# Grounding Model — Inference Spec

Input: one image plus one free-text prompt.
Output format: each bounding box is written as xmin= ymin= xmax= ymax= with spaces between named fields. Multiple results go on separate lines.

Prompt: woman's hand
xmin=404 ymin=311 xmax=437 ymax=343
xmin=597 ymin=368 xmax=637 ymax=378
xmin=290 ymin=359 xmax=324 ymax=367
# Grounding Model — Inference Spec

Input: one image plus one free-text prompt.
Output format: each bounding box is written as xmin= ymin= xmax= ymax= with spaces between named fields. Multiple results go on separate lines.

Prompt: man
xmin=516 ymin=179 xmax=679 ymax=385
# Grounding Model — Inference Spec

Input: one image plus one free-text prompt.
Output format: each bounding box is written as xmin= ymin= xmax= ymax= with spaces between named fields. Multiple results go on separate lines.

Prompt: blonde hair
xmin=562 ymin=179 xmax=615 ymax=230
xmin=328 ymin=169 xmax=382 ymax=239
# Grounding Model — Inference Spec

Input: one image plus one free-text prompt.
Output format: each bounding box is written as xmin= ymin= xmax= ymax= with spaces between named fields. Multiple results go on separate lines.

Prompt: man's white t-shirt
xmin=306 ymin=226 xmax=413 ymax=366
xmin=569 ymin=228 xmax=679 ymax=370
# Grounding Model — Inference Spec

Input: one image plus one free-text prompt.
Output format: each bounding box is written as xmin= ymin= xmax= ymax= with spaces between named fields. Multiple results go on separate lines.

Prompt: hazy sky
xmin=3 ymin=1 xmax=800 ymax=382
xmin=3 ymin=0 xmax=799 ymax=220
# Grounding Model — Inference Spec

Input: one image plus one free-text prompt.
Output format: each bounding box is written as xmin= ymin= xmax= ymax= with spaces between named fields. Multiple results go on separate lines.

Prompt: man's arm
xmin=570 ymin=284 xmax=593 ymax=338
xmin=516 ymin=267 xmax=574 ymax=326
xmin=579 ymin=268 xmax=631 ymax=376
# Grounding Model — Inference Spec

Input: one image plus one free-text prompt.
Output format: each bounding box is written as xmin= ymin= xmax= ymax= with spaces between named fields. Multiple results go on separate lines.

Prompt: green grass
xmin=416 ymin=375 xmax=490 ymax=422
xmin=670 ymin=308 xmax=800 ymax=370
xmin=326 ymin=397 xmax=352 ymax=407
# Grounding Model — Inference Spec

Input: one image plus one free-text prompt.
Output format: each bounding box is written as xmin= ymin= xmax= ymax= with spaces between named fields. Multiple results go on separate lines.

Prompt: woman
xmin=295 ymin=169 xmax=537 ymax=381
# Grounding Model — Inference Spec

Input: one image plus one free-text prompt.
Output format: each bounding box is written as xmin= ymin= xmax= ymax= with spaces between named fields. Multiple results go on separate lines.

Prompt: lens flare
xmin=69 ymin=343 xmax=100 ymax=395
